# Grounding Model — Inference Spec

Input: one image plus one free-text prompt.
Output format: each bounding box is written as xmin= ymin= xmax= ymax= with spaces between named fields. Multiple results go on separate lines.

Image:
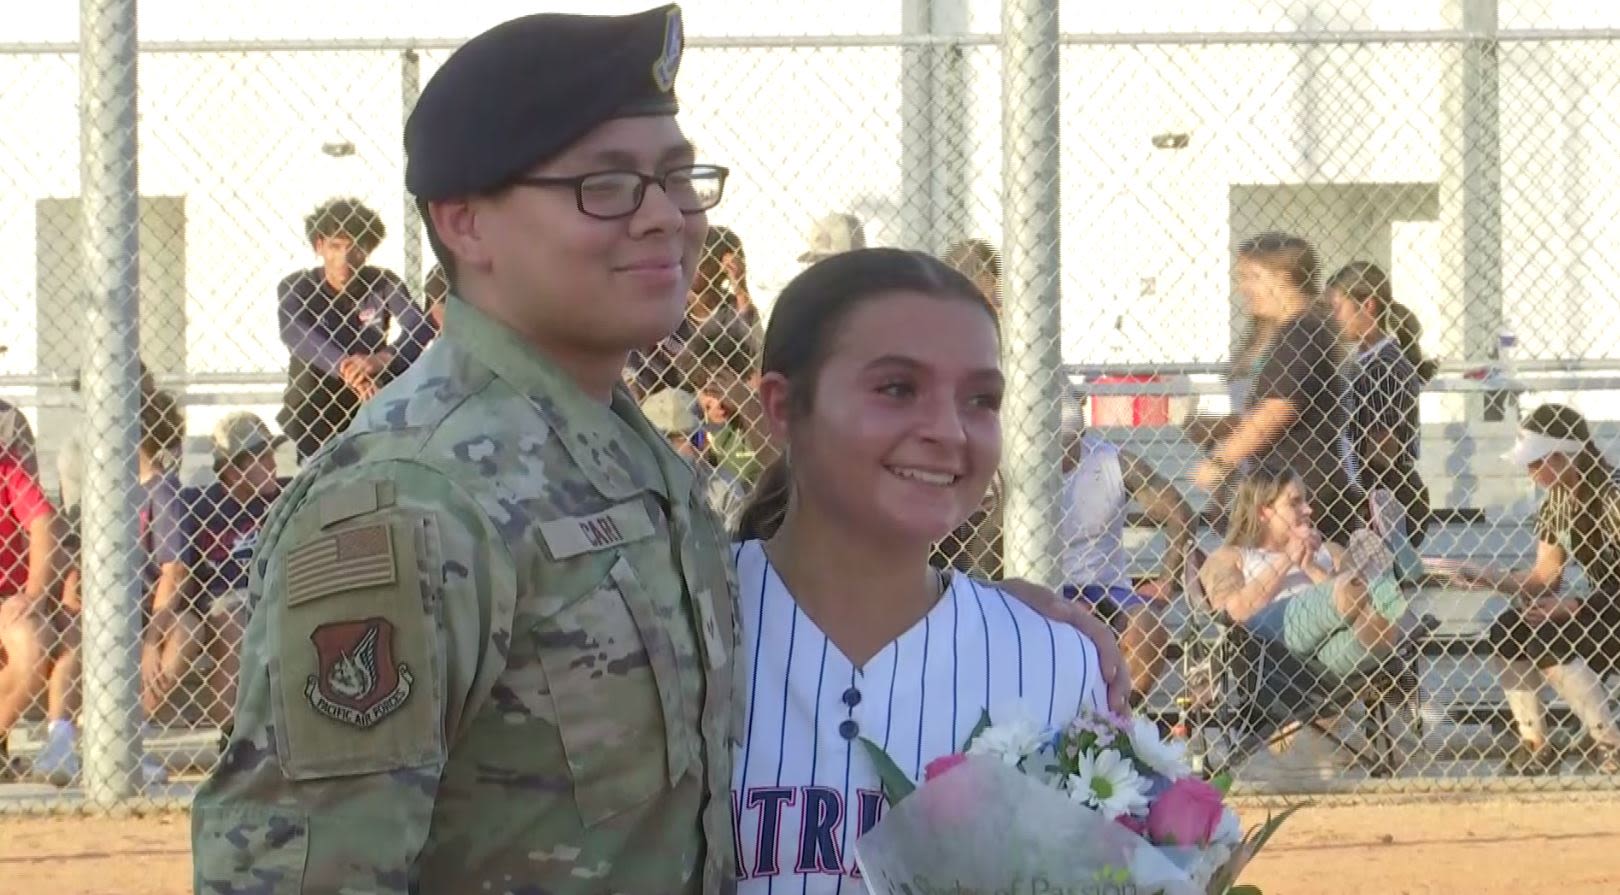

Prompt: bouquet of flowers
xmin=854 ymin=709 xmax=1300 ymax=895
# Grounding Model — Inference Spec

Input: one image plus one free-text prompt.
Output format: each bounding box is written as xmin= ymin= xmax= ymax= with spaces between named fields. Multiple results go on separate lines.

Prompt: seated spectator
xmin=0 ymin=398 xmax=38 ymax=478
xmin=1057 ymin=392 xmax=1194 ymax=703
xmin=58 ymin=360 xmax=161 ymax=513
xmin=0 ymin=438 xmax=58 ymax=780
xmin=1448 ymin=404 xmax=1620 ymax=775
xmin=671 ymin=226 xmax=761 ymax=390
xmin=138 ymin=390 xmax=197 ymax=720
xmin=24 ymin=533 xmax=82 ymax=785
xmin=1198 ymin=464 xmax=1409 ymax=678
xmin=186 ymin=412 xmax=286 ymax=729
xmin=640 ymin=388 xmax=746 ymax=529
xmin=631 ymin=226 xmax=761 ymax=400
xmin=699 ymin=370 xmax=769 ymax=488
xmin=277 ymin=197 xmax=435 ymax=461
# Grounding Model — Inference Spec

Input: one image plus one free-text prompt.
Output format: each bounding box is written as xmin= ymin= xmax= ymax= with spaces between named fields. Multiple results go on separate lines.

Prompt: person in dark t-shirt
xmin=277 ymin=198 xmax=436 ymax=460
xmin=1195 ymin=232 xmax=1363 ymax=545
xmin=186 ymin=412 xmax=285 ymax=728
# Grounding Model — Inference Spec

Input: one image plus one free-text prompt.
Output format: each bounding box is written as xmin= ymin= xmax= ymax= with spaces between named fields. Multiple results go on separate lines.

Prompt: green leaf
xmin=859 ymin=737 xmax=917 ymax=805
xmin=1246 ymin=803 xmax=1308 ymax=854
xmin=1227 ymin=886 xmax=1264 ymax=895
xmin=1210 ymin=771 xmax=1234 ymax=795
xmin=963 ymin=708 xmax=994 ymax=752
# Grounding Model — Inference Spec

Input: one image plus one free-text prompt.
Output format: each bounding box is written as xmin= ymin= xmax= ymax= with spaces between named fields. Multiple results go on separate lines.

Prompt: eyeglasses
xmin=512 ymin=164 xmax=729 ymax=221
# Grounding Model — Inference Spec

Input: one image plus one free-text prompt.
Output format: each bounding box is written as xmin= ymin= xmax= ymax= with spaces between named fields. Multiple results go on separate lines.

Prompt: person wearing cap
xmin=186 ymin=412 xmax=287 ymax=729
xmin=192 ymin=7 xmax=742 ymax=893
xmin=1448 ymin=403 xmax=1620 ymax=775
xmin=641 ymin=387 xmax=747 ymax=529
xmin=1055 ymin=389 xmax=1195 ymax=703
xmin=798 ymin=212 xmax=865 ymax=264
xmin=276 ymin=197 xmax=437 ymax=463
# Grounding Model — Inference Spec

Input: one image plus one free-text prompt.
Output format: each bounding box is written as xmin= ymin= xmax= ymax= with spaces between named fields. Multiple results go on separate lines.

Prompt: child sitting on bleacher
xmin=1057 ymin=390 xmax=1195 ymax=703
xmin=1198 ymin=463 xmax=1410 ymax=677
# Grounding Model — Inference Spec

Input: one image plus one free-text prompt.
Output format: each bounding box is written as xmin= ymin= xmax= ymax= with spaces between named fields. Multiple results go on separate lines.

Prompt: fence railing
xmin=4 ymin=0 xmax=1620 ymax=816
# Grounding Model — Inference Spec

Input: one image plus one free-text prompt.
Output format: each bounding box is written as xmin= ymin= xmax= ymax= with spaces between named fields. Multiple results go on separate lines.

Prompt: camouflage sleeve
xmin=191 ymin=460 xmax=518 ymax=894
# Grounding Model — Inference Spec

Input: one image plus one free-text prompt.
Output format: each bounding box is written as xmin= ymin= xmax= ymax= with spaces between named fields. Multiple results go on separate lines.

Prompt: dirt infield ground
xmin=1 ymin=798 xmax=1618 ymax=894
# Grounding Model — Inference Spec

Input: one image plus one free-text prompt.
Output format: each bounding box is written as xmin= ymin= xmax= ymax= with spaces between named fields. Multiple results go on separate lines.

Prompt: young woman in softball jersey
xmin=727 ymin=249 xmax=1108 ymax=893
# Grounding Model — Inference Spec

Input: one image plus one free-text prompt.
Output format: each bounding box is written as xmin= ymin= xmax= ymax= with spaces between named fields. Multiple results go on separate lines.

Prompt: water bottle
xmin=1494 ymin=328 xmax=1518 ymax=384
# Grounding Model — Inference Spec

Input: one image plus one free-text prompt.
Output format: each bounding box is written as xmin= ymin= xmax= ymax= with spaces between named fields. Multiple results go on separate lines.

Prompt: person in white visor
xmin=1448 ymin=403 xmax=1620 ymax=775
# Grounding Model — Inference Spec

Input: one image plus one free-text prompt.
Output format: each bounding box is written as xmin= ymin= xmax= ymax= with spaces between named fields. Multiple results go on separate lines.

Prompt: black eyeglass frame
xmin=510 ymin=164 xmax=730 ymax=220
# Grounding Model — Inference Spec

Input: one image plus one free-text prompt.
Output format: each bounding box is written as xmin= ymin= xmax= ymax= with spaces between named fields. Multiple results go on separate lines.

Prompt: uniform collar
xmin=443 ymin=295 xmax=691 ymax=504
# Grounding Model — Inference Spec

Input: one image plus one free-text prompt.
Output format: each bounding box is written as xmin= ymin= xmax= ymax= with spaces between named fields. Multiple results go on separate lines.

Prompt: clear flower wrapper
xmin=855 ymin=756 xmax=1205 ymax=895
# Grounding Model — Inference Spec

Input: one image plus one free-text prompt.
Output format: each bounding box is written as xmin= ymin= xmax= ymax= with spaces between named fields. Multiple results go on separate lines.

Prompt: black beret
xmin=405 ymin=4 xmax=685 ymax=202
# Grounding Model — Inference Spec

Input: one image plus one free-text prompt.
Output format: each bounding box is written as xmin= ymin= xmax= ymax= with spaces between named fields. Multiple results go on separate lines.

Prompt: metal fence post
xmin=401 ymin=48 xmax=423 ymax=297
xmin=999 ymin=0 xmax=1064 ymax=586
xmin=900 ymin=0 xmax=938 ymax=253
xmin=78 ymin=0 xmax=145 ymax=807
xmin=901 ymin=0 xmax=972 ymax=255
xmin=1449 ymin=0 xmax=1505 ymax=421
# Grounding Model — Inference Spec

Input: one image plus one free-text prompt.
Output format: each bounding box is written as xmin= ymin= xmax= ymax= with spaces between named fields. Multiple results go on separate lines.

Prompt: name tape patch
xmin=538 ymin=501 xmax=656 ymax=560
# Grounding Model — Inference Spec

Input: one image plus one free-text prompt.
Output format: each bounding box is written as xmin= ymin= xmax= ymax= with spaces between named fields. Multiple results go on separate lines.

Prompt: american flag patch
xmin=285 ymin=523 xmax=398 ymax=608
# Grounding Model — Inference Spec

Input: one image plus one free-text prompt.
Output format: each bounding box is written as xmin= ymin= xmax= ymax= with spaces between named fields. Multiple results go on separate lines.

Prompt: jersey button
xmin=842 ymin=686 xmax=862 ymax=708
xmin=838 ymin=719 xmax=860 ymax=740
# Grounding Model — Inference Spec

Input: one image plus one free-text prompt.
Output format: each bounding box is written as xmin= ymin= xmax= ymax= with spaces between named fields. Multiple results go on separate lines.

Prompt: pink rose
xmin=1146 ymin=777 xmax=1225 ymax=847
xmin=924 ymin=753 xmax=968 ymax=781
xmin=1114 ymin=814 xmax=1148 ymax=838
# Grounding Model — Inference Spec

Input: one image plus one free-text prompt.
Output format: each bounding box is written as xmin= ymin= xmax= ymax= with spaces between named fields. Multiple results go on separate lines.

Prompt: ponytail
xmin=1384 ymin=300 xmax=1436 ymax=384
xmin=735 ymin=457 xmax=791 ymax=541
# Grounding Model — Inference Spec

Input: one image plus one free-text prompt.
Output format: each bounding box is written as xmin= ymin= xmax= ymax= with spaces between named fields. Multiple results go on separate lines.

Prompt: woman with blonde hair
xmin=1198 ymin=464 xmax=1409 ymax=676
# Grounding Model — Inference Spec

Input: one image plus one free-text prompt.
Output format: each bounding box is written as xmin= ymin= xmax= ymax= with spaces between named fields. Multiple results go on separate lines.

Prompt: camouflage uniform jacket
xmin=192 ymin=296 xmax=739 ymax=894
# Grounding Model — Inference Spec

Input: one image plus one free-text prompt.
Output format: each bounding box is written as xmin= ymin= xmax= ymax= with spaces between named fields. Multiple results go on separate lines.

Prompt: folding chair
xmin=1177 ymin=551 xmax=1436 ymax=779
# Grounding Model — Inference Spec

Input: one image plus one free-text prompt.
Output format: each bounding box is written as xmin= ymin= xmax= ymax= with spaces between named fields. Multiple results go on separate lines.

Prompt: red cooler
xmin=1089 ymin=374 xmax=1171 ymax=427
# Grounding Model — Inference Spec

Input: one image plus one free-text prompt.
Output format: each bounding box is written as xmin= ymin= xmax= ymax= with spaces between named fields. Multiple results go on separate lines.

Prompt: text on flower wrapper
xmin=888 ymin=875 xmax=1141 ymax=895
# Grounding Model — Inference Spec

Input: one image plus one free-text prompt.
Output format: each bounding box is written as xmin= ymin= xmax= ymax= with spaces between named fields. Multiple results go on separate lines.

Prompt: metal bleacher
xmin=1092 ymin=375 xmax=1620 ymax=774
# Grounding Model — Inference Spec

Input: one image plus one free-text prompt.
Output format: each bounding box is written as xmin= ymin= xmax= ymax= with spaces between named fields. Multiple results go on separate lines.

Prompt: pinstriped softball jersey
xmin=729 ymin=538 xmax=1108 ymax=894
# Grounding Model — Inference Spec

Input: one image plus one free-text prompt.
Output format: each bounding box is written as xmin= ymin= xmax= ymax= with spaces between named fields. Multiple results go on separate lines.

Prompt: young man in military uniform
xmin=192 ymin=7 xmax=738 ymax=893
xmin=192 ymin=6 xmax=1130 ymax=893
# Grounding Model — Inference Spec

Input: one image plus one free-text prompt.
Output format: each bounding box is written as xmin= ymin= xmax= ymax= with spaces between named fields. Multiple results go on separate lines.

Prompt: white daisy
xmin=1125 ymin=715 xmax=1191 ymax=780
xmin=1066 ymin=748 xmax=1151 ymax=820
xmin=966 ymin=713 xmax=1049 ymax=767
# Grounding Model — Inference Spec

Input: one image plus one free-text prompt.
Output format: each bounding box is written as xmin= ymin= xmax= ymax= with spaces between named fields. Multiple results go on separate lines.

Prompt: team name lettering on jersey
xmin=734 ymin=786 xmax=884 ymax=879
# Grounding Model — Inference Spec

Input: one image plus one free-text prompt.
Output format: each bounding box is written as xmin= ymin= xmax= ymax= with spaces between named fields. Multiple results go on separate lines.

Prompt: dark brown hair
xmin=733 ymin=248 xmax=997 ymax=540
xmin=424 ymin=264 xmax=450 ymax=307
xmin=1326 ymin=261 xmax=1436 ymax=383
xmin=1522 ymin=403 xmax=1614 ymax=494
xmin=304 ymin=197 xmax=386 ymax=253
xmin=140 ymin=389 xmax=184 ymax=461
xmin=1238 ymin=231 xmax=1320 ymax=298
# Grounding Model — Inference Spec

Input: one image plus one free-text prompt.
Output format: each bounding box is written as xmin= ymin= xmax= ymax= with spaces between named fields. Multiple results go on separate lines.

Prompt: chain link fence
xmin=2 ymin=0 xmax=1620 ymax=816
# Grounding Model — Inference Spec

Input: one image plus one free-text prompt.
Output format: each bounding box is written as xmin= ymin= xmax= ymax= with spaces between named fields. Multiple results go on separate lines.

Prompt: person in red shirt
xmin=0 ymin=442 xmax=58 ymax=779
